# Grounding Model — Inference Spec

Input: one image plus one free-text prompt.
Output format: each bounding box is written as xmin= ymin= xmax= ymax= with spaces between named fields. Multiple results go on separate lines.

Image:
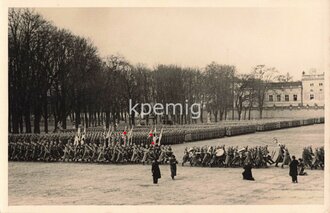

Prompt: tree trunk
xmin=237 ymin=108 xmax=241 ymax=120
xmin=214 ymin=110 xmax=218 ymax=122
xmin=33 ymin=109 xmax=41 ymax=133
xmin=44 ymin=97 xmax=48 ymax=133
xmin=94 ymin=112 xmax=97 ymax=127
xmin=8 ymin=111 xmax=12 ymax=133
xmin=131 ymin=110 xmax=135 ymax=126
xmin=75 ymin=108 xmax=81 ymax=129
xmin=220 ymin=110 xmax=224 ymax=121
xmin=19 ymin=113 xmax=23 ymax=133
xmin=105 ymin=111 xmax=110 ymax=129
xmin=62 ymin=114 xmax=67 ymax=129
xmin=12 ymin=109 xmax=19 ymax=133
xmin=24 ymin=108 xmax=32 ymax=133
xmin=224 ymin=108 xmax=227 ymax=120
xmin=97 ymin=111 xmax=101 ymax=126
xmin=84 ymin=112 xmax=88 ymax=128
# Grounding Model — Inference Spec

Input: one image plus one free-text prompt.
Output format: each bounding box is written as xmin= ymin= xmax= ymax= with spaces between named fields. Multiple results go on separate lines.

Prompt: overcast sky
xmin=36 ymin=7 xmax=326 ymax=81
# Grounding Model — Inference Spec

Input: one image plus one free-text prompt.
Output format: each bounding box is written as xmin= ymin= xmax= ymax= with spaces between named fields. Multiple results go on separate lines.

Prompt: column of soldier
xmin=181 ymin=143 xmax=324 ymax=170
xmin=8 ymin=128 xmax=175 ymax=165
xmin=9 ymin=129 xmax=324 ymax=170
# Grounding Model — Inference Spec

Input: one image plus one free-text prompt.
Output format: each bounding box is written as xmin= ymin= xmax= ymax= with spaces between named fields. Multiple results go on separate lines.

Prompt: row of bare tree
xmin=8 ymin=8 xmax=290 ymax=133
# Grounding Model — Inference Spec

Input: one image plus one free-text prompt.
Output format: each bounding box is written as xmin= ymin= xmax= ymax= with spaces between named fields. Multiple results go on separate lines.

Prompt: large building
xmin=240 ymin=71 xmax=324 ymax=108
xmin=264 ymin=81 xmax=303 ymax=107
xmin=301 ymin=71 xmax=324 ymax=107
xmin=262 ymin=71 xmax=324 ymax=107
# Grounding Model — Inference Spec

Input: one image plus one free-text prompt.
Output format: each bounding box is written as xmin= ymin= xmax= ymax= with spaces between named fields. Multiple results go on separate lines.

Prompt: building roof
xmin=268 ymin=81 xmax=302 ymax=89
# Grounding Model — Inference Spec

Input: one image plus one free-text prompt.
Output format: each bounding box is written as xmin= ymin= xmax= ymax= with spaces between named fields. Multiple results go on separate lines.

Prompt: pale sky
xmin=36 ymin=7 xmax=326 ymax=81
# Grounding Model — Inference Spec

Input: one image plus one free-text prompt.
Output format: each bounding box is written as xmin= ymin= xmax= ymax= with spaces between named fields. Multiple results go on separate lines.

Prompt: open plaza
xmin=9 ymin=124 xmax=324 ymax=205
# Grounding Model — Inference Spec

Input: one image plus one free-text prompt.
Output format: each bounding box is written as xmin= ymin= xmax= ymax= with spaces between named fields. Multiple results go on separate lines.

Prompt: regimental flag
xmin=77 ymin=126 xmax=81 ymax=138
xmin=81 ymin=123 xmax=87 ymax=144
xmin=158 ymin=128 xmax=164 ymax=146
xmin=147 ymin=129 xmax=153 ymax=139
xmin=152 ymin=127 xmax=157 ymax=145
xmin=73 ymin=125 xmax=81 ymax=145
xmin=127 ymin=126 xmax=134 ymax=145
xmin=122 ymin=126 xmax=127 ymax=146
xmin=102 ymin=129 xmax=107 ymax=140
xmin=111 ymin=132 xmax=116 ymax=146
xmin=106 ymin=126 xmax=112 ymax=139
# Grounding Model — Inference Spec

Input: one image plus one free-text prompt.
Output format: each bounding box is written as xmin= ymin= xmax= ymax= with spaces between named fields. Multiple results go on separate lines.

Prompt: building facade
xmin=264 ymin=82 xmax=303 ymax=107
xmin=301 ymin=72 xmax=324 ymax=107
xmin=262 ymin=72 xmax=324 ymax=107
xmin=240 ymin=71 xmax=324 ymax=108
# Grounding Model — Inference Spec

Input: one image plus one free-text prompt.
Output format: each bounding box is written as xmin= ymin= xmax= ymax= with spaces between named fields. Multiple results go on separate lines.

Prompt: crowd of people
xmin=301 ymin=146 xmax=324 ymax=170
xmin=181 ymin=143 xmax=324 ymax=170
xmin=8 ymin=138 xmax=175 ymax=165
xmin=182 ymin=145 xmax=275 ymax=168
xmin=8 ymin=133 xmax=324 ymax=174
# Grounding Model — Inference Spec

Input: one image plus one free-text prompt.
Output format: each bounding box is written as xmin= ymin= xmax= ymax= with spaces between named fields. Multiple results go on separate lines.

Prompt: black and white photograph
xmin=1 ymin=1 xmax=329 ymax=212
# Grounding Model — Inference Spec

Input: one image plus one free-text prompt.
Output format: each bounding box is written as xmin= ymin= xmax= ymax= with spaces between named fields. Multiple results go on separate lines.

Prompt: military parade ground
xmin=7 ymin=7 xmax=326 ymax=208
xmin=9 ymin=122 xmax=324 ymax=205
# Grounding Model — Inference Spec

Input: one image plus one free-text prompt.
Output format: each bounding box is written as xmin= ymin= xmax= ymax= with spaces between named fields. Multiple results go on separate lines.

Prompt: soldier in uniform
xmin=274 ymin=144 xmax=284 ymax=167
xmin=151 ymin=159 xmax=161 ymax=184
xmin=289 ymin=155 xmax=299 ymax=183
xmin=298 ymin=158 xmax=307 ymax=176
xmin=281 ymin=147 xmax=291 ymax=168
xmin=242 ymin=162 xmax=255 ymax=181
xmin=169 ymin=154 xmax=178 ymax=180
xmin=141 ymin=145 xmax=149 ymax=165
xmin=182 ymin=147 xmax=190 ymax=166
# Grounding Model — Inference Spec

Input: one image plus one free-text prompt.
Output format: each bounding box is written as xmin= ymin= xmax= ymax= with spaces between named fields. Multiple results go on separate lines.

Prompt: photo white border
xmin=0 ymin=0 xmax=329 ymax=212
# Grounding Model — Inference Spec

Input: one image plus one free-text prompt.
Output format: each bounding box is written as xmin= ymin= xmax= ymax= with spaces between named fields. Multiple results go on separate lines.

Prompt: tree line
xmin=9 ymin=8 xmax=289 ymax=133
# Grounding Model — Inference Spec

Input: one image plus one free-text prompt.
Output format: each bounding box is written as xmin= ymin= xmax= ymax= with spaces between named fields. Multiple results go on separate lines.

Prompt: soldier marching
xmin=181 ymin=145 xmax=275 ymax=168
xmin=8 ymin=131 xmax=175 ymax=165
xmin=8 ymin=128 xmax=324 ymax=172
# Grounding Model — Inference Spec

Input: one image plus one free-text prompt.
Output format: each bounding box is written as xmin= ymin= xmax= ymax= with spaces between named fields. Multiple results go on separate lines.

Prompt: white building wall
xmin=264 ymin=86 xmax=302 ymax=107
xmin=302 ymin=73 xmax=324 ymax=106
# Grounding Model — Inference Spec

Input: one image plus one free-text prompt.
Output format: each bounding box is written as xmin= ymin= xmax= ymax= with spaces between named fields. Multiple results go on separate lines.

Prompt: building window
xmin=310 ymin=83 xmax=314 ymax=87
xmin=269 ymin=95 xmax=273 ymax=102
xmin=319 ymin=83 xmax=323 ymax=86
xmin=293 ymin=94 xmax=297 ymax=101
xmin=320 ymin=89 xmax=323 ymax=92
xmin=277 ymin=95 xmax=281 ymax=102
xmin=310 ymin=94 xmax=314 ymax=100
xmin=310 ymin=89 xmax=314 ymax=92
xmin=285 ymin=95 xmax=289 ymax=101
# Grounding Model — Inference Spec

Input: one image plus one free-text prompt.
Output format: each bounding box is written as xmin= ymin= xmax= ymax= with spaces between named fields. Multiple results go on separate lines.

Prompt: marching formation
xmin=8 ymin=126 xmax=175 ymax=165
xmin=181 ymin=145 xmax=275 ymax=168
xmin=302 ymin=146 xmax=324 ymax=170
xmin=9 ymin=131 xmax=324 ymax=172
xmin=8 ymin=138 xmax=175 ymax=165
xmin=181 ymin=142 xmax=324 ymax=170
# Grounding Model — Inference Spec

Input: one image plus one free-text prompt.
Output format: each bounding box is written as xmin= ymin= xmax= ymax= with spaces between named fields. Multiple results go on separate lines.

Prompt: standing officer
xmin=289 ymin=155 xmax=299 ymax=183
xmin=151 ymin=159 xmax=161 ymax=184
xmin=169 ymin=154 xmax=178 ymax=180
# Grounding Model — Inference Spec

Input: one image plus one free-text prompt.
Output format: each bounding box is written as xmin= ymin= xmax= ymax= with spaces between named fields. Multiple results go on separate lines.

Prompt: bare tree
xmin=275 ymin=72 xmax=293 ymax=82
xmin=251 ymin=65 xmax=278 ymax=119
